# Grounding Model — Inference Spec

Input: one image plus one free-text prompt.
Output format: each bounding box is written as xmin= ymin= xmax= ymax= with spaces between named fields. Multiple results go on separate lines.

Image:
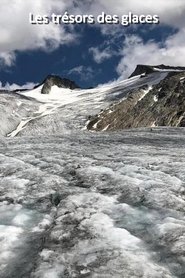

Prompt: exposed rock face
xmin=129 ymin=65 xmax=155 ymax=78
xmin=87 ymin=71 xmax=185 ymax=131
xmin=129 ymin=64 xmax=185 ymax=78
xmin=41 ymin=75 xmax=79 ymax=94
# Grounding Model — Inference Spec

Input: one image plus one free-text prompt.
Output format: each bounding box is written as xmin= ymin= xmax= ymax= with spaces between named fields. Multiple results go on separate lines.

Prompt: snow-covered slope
xmin=0 ymin=66 xmax=185 ymax=278
xmin=87 ymin=70 xmax=185 ymax=131
xmin=2 ymin=70 xmax=168 ymax=137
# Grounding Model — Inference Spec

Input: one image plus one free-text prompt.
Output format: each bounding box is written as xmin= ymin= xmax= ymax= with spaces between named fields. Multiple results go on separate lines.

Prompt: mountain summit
xmin=129 ymin=64 xmax=185 ymax=78
xmin=87 ymin=65 xmax=185 ymax=131
xmin=40 ymin=75 xmax=79 ymax=94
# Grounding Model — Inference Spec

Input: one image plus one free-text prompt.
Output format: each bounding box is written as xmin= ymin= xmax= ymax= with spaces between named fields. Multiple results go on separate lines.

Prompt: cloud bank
xmin=0 ymin=0 xmax=185 ymax=79
xmin=0 ymin=0 xmax=74 ymax=66
xmin=117 ymin=28 xmax=185 ymax=78
xmin=83 ymin=0 xmax=185 ymax=78
xmin=0 ymin=81 xmax=36 ymax=91
xmin=68 ymin=65 xmax=94 ymax=81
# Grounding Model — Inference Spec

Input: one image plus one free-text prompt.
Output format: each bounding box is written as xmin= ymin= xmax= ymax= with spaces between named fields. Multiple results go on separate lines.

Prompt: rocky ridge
xmin=87 ymin=67 xmax=185 ymax=131
xmin=41 ymin=75 xmax=79 ymax=94
xmin=129 ymin=64 xmax=185 ymax=78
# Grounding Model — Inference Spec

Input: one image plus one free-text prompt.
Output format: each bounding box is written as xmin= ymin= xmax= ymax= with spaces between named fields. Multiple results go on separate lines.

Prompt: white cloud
xmin=76 ymin=0 xmax=185 ymax=28
xmin=89 ymin=47 xmax=115 ymax=64
xmin=0 ymin=82 xmax=36 ymax=91
xmin=0 ymin=0 xmax=75 ymax=66
xmin=74 ymin=0 xmax=185 ymax=78
xmin=68 ymin=65 xmax=94 ymax=81
xmin=1 ymin=0 xmax=185 ymax=80
xmin=68 ymin=66 xmax=85 ymax=75
xmin=117 ymin=28 xmax=185 ymax=79
xmin=0 ymin=52 xmax=16 ymax=67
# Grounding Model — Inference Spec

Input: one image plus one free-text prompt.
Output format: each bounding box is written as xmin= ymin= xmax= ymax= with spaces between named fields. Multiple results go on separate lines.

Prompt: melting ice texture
xmin=1 ymin=129 xmax=185 ymax=277
xmin=0 ymin=71 xmax=185 ymax=277
xmin=0 ymin=201 xmax=53 ymax=277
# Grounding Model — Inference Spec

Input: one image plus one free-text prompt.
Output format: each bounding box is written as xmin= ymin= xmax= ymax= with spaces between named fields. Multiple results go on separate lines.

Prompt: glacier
xmin=0 ymin=70 xmax=185 ymax=278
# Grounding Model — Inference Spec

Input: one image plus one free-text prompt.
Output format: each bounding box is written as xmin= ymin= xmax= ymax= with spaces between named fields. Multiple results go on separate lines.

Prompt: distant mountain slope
xmin=0 ymin=90 xmax=39 ymax=136
xmin=1 ymin=64 xmax=185 ymax=137
xmin=13 ymin=75 xmax=80 ymax=94
xmin=87 ymin=67 xmax=185 ymax=131
xmin=0 ymin=67 xmax=167 ymax=137
xmin=40 ymin=75 xmax=80 ymax=94
xmin=129 ymin=64 xmax=185 ymax=78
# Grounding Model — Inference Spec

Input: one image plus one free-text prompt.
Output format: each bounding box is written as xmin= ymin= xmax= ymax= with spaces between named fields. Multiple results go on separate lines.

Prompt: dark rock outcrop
xmin=129 ymin=64 xmax=185 ymax=78
xmin=87 ymin=71 xmax=185 ymax=131
xmin=129 ymin=65 xmax=155 ymax=78
xmin=41 ymin=75 xmax=79 ymax=94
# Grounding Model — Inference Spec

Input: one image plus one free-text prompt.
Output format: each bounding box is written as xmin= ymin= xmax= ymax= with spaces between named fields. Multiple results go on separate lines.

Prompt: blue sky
xmin=0 ymin=1 xmax=184 ymax=89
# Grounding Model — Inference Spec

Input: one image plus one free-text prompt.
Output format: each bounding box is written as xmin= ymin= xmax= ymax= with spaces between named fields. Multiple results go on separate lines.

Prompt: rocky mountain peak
xmin=129 ymin=65 xmax=155 ymax=78
xmin=87 ymin=69 xmax=185 ymax=131
xmin=129 ymin=64 xmax=185 ymax=78
xmin=41 ymin=75 xmax=80 ymax=94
